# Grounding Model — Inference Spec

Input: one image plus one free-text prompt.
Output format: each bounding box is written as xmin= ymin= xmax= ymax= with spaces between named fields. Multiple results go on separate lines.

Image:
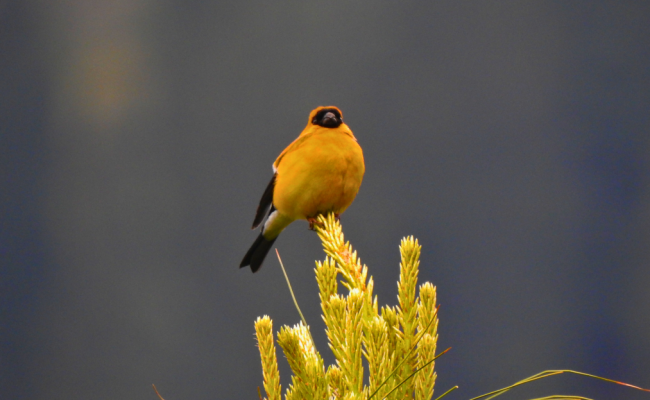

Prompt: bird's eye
xmin=314 ymin=111 xmax=327 ymax=123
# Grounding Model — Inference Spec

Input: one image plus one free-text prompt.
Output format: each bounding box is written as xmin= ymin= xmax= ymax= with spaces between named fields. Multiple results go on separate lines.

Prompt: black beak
xmin=321 ymin=111 xmax=338 ymax=127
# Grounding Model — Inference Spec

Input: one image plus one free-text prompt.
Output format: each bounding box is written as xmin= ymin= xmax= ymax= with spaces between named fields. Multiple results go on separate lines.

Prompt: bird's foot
xmin=308 ymin=217 xmax=320 ymax=231
xmin=308 ymin=213 xmax=339 ymax=230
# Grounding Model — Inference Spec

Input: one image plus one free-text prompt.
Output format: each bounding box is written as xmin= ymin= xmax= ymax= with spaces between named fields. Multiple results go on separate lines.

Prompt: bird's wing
xmin=251 ymin=135 xmax=306 ymax=230
xmin=253 ymin=130 xmax=315 ymax=229
xmin=273 ymin=133 xmax=313 ymax=170
xmin=251 ymin=173 xmax=276 ymax=229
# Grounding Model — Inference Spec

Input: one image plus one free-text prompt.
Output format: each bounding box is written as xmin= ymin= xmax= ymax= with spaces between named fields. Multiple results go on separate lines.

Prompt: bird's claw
xmin=308 ymin=217 xmax=319 ymax=231
xmin=308 ymin=213 xmax=340 ymax=230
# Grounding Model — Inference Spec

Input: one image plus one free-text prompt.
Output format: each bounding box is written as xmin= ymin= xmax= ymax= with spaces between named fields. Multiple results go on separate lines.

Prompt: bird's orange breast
xmin=273 ymin=128 xmax=364 ymax=221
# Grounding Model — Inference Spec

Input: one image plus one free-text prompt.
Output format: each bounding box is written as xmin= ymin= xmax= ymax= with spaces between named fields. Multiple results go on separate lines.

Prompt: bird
xmin=240 ymin=106 xmax=365 ymax=273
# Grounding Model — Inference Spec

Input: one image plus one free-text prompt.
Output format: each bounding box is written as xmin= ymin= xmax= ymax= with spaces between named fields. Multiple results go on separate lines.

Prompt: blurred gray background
xmin=2 ymin=1 xmax=649 ymax=399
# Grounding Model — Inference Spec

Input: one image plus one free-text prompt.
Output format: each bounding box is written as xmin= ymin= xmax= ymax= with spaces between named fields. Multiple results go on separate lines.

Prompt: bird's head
xmin=310 ymin=106 xmax=343 ymax=128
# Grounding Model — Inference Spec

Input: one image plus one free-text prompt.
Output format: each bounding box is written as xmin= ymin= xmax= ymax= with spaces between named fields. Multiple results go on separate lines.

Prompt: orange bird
xmin=240 ymin=106 xmax=365 ymax=272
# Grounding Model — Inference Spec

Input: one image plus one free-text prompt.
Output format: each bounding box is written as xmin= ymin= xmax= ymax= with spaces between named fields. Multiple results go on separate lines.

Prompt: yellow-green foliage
xmin=255 ymin=316 xmax=282 ymax=400
xmin=254 ymin=213 xmax=439 ymax=400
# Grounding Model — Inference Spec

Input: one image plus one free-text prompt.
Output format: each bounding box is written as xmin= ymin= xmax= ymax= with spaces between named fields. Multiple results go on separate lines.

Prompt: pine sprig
xmin=257 ymin=213 xmax=440 ymax=400
xmin=254 ymin=316 xmax=281 ymax=400
xmin=416 ymin=283 xmax=438 ymax=400
xmin=395 ymin=237 xmax=423 ymax=399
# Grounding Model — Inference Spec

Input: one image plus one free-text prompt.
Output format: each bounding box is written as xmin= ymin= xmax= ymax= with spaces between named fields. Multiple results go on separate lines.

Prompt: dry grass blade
xmin=433 ymin=385 xmax=459 ymax=400
xmin=152 ymin=384 xmax=165 ymax=400
xmin=470 ymin=369 xmax=650 ymax=400
xmin=559 ymin=369 xmax=650 ymax=392
xmin=275 ymin=248 xmax=315 ymax=348
xmin=472 ymin=371 xmax=564 ymax=400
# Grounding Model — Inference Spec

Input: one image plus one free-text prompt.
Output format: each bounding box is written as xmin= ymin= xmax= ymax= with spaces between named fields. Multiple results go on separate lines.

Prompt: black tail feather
xmin=252 ymin=174 xmax=276 ymax=229
xmin=240 ymin=233 xmax=277 ymax=273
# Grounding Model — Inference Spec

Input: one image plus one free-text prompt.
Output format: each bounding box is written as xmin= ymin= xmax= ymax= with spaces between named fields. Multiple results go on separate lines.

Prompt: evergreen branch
xmin=255 ymin=316 xmax=281 ymax=400
xmin=368 ymin=305 xmax=441 ymax=400
xmin=380 ymin=351 xmax=449 ymax=400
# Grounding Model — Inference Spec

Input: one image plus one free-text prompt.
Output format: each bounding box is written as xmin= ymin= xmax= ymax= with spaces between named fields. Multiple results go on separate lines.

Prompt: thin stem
xmin=433 ymin=385 xmax=459 ymax=400
xmin=471 ymin=369 xmax=650 ymax=400
xmin=275 ymin=249 xmax=316 ymax=348
xmin=529 ymin=396 xmax=592 ymax=400
xmin=152 ymin=384 xmax=165 ymax=400
xmin=558 ymin=370 xmax=650 ymax=392
xmin=472 ymin=372 xmax=563 ymax=400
